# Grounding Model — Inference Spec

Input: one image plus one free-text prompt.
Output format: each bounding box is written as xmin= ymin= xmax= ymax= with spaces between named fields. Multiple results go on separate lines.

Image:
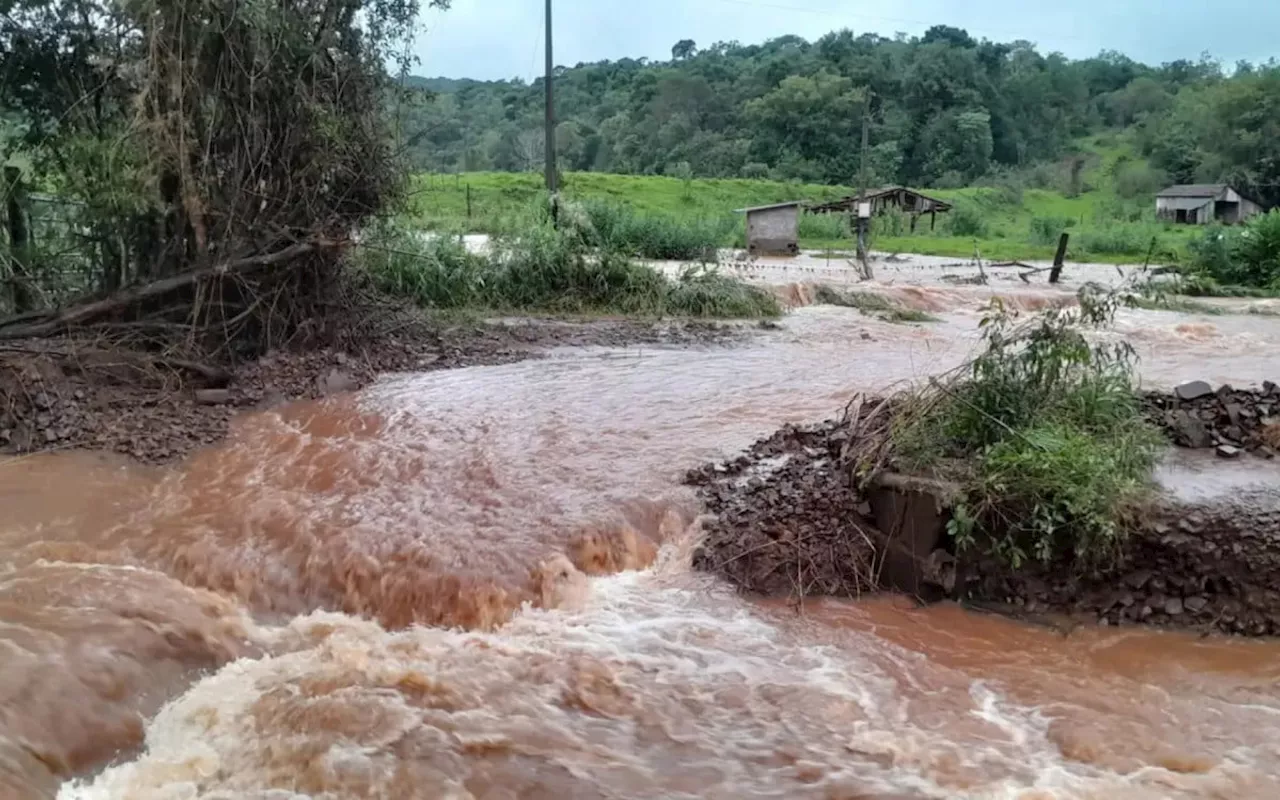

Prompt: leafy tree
xmin=672 ymin=39 xmax=698 ymax=60
xmin=386 ymin=22 xmax=1275 ymax=198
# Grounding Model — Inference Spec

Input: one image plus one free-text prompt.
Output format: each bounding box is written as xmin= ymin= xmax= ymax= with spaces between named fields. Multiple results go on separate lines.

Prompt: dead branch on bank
xmin=0 ymin=240 xmax=347 ymax=342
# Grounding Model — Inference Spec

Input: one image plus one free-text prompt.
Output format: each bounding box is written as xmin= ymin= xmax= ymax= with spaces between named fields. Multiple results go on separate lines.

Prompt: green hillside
xmin=408 ymin=137 xmax=1201 ymax=265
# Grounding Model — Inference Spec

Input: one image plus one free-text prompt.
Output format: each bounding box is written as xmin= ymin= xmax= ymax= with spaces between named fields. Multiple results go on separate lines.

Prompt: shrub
xmin=869 ymin=207 xmax=910 ymax=238
xmin=945 ymin=201 xmax=988 ymax=238
xmin=1187 ymin=211 xmax=1280 ymax=290
xmin=890 ymin=285 xmax=1160 ymax=570
xmin=1029 ymin=216 xmax=1072 ymax=246
xmin=1113 ymin=161 xmax=1169 ymax=200
xmin=799 ymin=211 xmax=849 ymax=241
xmin=1231 ymin=210 xmax=1280 ymax=287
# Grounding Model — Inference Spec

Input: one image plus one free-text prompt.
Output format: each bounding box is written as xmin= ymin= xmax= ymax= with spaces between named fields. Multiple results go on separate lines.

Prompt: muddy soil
xmin=689 ymin=391 xmax=1280 ymax=637
xmin=1 ymin=316 xmax=750 ymax=464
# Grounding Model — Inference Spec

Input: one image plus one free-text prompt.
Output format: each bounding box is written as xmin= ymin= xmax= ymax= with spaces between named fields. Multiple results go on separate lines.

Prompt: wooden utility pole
xmin=1048 ymin=232 xmax=1069 ymax=284
xmin=855 ymin=92 xmax=873 ymax=280
xmin=543 ymin=0 xmax=558 ymax=203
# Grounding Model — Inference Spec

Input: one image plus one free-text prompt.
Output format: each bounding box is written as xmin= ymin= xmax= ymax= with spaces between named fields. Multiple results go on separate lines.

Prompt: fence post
xmin=3 ymin=166 xmax=35 ymax=312
xmin=1048 ymin=232 xmax=1069 ymax=284
xmin=466 ymin=184 xmax=472 ymax=219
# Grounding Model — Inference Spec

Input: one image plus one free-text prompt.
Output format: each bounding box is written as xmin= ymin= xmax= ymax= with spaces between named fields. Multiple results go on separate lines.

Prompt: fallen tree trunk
xmin=0 ymin=239 xmax=346 ymax=341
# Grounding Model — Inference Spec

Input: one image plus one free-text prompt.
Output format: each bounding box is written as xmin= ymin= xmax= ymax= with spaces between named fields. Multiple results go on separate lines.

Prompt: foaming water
xmin=1 ymin=301 xmax=1278 ymax=798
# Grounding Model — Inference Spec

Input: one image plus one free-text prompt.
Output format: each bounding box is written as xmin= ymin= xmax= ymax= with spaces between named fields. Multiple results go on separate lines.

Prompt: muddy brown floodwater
xmin=4 ymin=272 xmax=1280 ymax=799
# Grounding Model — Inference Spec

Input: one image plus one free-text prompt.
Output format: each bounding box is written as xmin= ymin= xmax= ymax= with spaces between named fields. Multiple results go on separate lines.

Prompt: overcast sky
xmin=412 ymin=0 xmax=1278 ymax=81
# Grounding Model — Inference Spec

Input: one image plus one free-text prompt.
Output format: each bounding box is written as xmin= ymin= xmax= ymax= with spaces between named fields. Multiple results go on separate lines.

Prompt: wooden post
xmin=466 ymin=184 xmax=473 ymax=219
xmin=1048 ymin=232 xmax=1069 ymax=284
xmin=543 ymin=0 xmax=558 ymax=197
xmin=855 ymin=91 xmax=873 ymax=280
xmin=930 ymin=210 xmax=936 ymax=231
xmin=3 ymin=166 xmax=34 ymax=312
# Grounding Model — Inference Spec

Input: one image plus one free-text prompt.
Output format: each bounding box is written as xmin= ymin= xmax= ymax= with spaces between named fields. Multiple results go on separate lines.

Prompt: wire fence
xmin=2 ymin=193 xmax=102 ymax=316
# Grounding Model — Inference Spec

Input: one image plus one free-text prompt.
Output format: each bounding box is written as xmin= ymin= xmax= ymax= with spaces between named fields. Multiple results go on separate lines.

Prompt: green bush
xmin=891 ymin=285 xmax=1160 ymax=570
xmin=1113 ymin=161 xmax=1169 ymax=200
xmin=869 ymin=207 xmax=910 ymax=238
xmin=1029 ymin=216 xmax=1072 ymax=245
xmin=1187 ymin=211 xmax=1280 ymax=290
xmin=798 ymin=211 xmax=849 ymax=241
xmin=945 ymin=201 xmax=988 ymax=238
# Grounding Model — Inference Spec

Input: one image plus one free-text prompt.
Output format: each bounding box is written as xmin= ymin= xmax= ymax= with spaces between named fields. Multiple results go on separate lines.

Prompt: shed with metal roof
xmin=1156 ymin=184 xmax=1264 ymax=225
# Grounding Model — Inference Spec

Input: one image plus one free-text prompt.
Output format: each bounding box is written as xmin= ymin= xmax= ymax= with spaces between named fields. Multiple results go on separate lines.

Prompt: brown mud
xmin=1 ymin=317 xmax=747 ymax=464
xmin=689 ymin=389 xmax=1280 ymax=637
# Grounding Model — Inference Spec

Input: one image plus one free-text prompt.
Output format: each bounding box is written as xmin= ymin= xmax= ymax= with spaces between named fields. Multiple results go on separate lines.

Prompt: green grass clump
xmin=889 ymin=285 xmax=1161 ymax=570
xmin=580 ymin=199 xmax=732 ymax=261
xmin=813 ymin=286 xmax=939 ymax=323
xmin=799 ymin=211 xmax=850 ymax=242
xmin=357 ymin=216 xmax=779 ymax=318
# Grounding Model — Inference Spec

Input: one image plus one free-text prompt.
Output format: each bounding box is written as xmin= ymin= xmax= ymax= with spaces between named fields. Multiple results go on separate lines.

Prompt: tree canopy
xmin=396 ymin=29 xmax=1278 ymax=201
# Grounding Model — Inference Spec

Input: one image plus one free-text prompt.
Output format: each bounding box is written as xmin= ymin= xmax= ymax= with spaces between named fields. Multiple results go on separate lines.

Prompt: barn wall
xmin=1239 ymin=198 xmax=1264 ymax=223
xmin=1157 ymin=197 xmax=1214 ymax=224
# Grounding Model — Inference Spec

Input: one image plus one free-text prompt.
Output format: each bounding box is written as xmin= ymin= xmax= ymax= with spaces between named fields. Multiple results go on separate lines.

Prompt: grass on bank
xmin=813 ymin=285 xmax=940 ymax=324
xmin=356 ymin=212 xmax=780 ymax=319
xmin=886 ymin=285 xmax=1162 ymax=571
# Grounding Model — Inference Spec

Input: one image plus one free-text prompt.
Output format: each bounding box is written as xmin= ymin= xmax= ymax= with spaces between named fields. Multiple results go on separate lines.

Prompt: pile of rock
xmin=1144 ymin=380 xmax=1280 ymax=458
xmin=967 ymin=500 xmax=1280 ymax=636
xmin=685 ymin=420 xmax=878 ymax=597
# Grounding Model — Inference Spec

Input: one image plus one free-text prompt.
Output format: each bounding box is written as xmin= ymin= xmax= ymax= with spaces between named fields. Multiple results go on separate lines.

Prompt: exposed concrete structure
xmin=737 ymin=201 xmax=801 ymax=256
xmin=1156 ymin=184 xmax=1265 ymax=225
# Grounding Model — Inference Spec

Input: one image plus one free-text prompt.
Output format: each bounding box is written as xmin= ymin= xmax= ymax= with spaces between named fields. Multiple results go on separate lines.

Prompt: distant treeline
xmin=398 ymin=26 xmax=1280 ymax=207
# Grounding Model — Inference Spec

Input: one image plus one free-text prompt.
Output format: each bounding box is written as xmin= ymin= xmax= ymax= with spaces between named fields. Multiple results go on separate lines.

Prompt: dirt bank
xmin=689 ymin=388 xmax=1280 ymax=637
xmin=1 ymin=316 xmax=750 ymax=464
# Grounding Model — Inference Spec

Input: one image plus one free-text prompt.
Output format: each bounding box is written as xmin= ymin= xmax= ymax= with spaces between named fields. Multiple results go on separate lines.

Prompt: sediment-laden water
xmin=4 ymin=263 xmax=1280 ymax=799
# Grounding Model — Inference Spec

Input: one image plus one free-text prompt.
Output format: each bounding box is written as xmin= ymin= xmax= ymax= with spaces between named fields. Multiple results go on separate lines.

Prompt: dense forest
xmin=398 ymin=27 xmax=1280 ymax=207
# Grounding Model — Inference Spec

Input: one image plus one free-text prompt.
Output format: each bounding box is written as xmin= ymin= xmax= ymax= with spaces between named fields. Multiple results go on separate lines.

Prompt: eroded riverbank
xmin=4 ymin=274 xmax=1280 ymax=799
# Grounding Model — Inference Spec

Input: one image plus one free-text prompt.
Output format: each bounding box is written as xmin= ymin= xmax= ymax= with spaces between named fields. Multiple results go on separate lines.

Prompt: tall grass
xmin=798 ymin=211 xmax=850 ymax=242
xmin=357 ymin=217 xmax=780 ymax=318
xmin=580 ymin=200 xmax=734 ymax=261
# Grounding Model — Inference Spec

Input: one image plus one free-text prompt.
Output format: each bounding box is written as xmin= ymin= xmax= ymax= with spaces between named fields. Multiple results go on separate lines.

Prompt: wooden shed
xmin=808 ymin=186 xmax=953 ymax=231
xmin=1156 ymin=184 xmax=1264 ymax=225
xmin=737 ymin=201 xmax=801 ymax=256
